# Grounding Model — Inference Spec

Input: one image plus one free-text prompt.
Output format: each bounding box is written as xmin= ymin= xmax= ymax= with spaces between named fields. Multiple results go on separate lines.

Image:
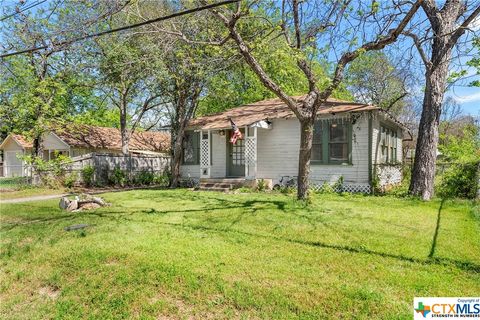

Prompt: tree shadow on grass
xmin=428 ymin=198 xmax=445 ymax=258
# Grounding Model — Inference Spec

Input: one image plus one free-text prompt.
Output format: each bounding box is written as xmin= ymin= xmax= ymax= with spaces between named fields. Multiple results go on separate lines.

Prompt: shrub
xmin=110 ymin=166 xmax=127 ymax=187
xmin=81 ymin=165 xmax=95 ymax=187
xmin=22 ymin=154 xmax=71 ymax=188
xmin=256 ymin=179 xmax=267 ymax=192
xmin=64 ymin=172 xmax=78 ymax=189
xmin=438 ymin=161 xmax=479 ymax=199
xmin=136 ymin=170 xmax=155 ymax=185
xmin=153 ymin=173 xmax=170 ymax=187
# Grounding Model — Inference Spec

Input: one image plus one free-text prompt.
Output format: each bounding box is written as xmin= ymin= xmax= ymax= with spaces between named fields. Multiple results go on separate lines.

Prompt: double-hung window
xmin=380 ymin=125 xmax=397 ymax=164
xmin=183 ymin=131 xmax=200 ymax=165
xmin=311 ymin=120 xmax=351 ymax=164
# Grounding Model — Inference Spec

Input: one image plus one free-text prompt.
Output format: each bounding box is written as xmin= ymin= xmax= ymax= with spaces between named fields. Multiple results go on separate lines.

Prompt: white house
xmin=0 ymin=124 xmax=170 ymax=177
xmin=180 ymin=96 xmax=410 ymax=193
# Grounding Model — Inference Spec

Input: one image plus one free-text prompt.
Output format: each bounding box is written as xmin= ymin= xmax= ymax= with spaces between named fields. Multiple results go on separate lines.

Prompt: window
xmin=311 ymin=120 xmax=351 ymax=164
xmin=311 ymin=121 xmax=323 ymax=161
xmin=183 ymin=131 xmax=200 ymax=165
xmin=380 ymin=125 xmax=397 ymax=163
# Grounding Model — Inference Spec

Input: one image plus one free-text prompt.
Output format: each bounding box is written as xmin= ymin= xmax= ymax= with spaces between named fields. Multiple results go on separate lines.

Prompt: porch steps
xmin=197 ymin=178 xmax=252 ymax=192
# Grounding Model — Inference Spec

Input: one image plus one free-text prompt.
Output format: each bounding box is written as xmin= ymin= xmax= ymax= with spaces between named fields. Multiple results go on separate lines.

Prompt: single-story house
xmin=0 ymin=124 xmax=170 ymax=177
xmin=181 ymin=95 xmax=410 ymax=192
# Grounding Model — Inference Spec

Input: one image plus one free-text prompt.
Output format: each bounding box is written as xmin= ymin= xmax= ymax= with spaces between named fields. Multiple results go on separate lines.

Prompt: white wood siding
xmin=256 ymin=116 xmax=370 ymax=185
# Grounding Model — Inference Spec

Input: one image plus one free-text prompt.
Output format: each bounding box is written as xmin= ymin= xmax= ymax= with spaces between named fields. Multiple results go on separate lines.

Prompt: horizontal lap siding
xmin=256 ymin=117 xmax=370 ymax=184
xmin=180 ymin=165 xmax=200 ymax=178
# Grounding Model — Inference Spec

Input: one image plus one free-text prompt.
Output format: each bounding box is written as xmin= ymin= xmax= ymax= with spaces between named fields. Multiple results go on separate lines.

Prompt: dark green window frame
xmin=311 ymin=119 xmax=352 ymax=165
xmin=182 ymin=131 xmax=200 ymax=165
xmin=380 ymin=123 xmax=398 ymax=164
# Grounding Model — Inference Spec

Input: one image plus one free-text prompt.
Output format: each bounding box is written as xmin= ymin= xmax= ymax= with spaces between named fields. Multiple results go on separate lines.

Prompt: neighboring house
xmin=181 ymin=96 xmax=410 ymax=192
xmin=0 ymin=125 xmax=170 ymax=177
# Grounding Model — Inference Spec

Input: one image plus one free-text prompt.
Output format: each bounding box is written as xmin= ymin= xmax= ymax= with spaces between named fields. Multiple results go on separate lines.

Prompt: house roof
xmin=0 ymin=125 xmax=170 ymax=153
xmin=53 ymin=124 xmax=170 ymax=153
xmin=188 ymin=95 xmax=379 ymax=130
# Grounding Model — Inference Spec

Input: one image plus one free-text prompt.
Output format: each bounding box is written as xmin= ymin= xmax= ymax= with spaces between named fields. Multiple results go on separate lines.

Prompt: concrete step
xmin=200 ymin=178 xmax=246 ymax=184
xmin=199 ymin=183 xmax=234 ymax=189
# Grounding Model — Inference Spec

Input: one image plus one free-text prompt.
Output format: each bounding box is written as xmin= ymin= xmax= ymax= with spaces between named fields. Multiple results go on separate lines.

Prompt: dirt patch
xmin=38 ymin=285 xmax=60 ymax=300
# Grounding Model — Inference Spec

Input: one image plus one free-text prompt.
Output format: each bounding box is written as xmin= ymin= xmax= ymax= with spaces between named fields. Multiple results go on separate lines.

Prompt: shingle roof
xmin=188 ymin=95 xmax=379 ymax=130
xmin=1 ymin=125 xmax=170 ymax=153
xmin=53 ymin=125 xmax=170 ymax=152
xmin=12 ymin=134 xmax=33 ymax=148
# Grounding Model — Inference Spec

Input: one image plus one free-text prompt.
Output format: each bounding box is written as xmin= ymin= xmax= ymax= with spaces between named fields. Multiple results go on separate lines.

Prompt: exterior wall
xmin=256 ymin=116 xmax=371 ymax=190
xmin=43 ymin=133 xmax=70 ymax=151
xmin=371 ymin=112 xmax=404 ymax=187
xmin=2 ymin=138 xmax=25 ymax=177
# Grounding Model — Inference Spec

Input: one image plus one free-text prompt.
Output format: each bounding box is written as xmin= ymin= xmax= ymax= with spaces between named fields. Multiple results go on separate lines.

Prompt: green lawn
xmin=0 ymin=177 xmax=66 ymax=200
xmin=1 ymin=190 xmax=479 ymax=319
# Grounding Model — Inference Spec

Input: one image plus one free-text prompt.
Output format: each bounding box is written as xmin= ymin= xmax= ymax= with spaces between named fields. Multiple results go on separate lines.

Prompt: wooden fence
xmin=69 ymin=153 xmax=170 ymax=185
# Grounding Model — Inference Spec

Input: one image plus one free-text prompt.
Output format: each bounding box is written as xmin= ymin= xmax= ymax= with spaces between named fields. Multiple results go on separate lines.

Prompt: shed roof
xmin=188 ymin=95 xmax=379 ymax=130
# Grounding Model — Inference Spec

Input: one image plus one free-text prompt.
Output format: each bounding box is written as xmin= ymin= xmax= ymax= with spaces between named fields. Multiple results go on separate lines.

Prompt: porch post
xmin=245 ymin=126 xmax=257 ymax=179
xmin=199 ymin=130 xmax=211 ymax=178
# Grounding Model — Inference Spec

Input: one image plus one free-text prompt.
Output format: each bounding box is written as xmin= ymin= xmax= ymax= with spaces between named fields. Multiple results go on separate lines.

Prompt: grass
xmin=0 ymin=177 xmax=66 ymax=200
xmin=0 ymin=190 xmax=479 ymax=319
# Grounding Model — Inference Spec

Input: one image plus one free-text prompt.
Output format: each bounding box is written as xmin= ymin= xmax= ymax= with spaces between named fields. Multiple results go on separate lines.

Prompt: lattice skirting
xmin=179 ymin=177 xmax=200 ymax=188
xmin=309 ymin=182 xmax=371 ymax=194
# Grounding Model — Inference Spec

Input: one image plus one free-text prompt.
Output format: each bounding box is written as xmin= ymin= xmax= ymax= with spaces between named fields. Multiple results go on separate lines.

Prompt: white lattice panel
xmin=245 ymin=137 xmax=256 ymax=165
xmin=200 ymin=139 xmax=209 ymax=167
xmin=376 ymin=165 xmax=402 ymax=186
xmin=309 ymin=181 xmax=371 ymax=193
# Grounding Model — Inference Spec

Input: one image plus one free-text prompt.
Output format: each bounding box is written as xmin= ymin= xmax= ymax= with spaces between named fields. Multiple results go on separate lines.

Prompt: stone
xmin=66 ymin=200 xmax=78 ymax=211
xmin=59 ymin=197 xmax=70 ymax=210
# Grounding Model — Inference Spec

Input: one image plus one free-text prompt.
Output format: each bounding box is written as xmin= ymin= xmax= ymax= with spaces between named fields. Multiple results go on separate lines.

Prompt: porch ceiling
xmin=188 ymin=95 xmax=379 ymax=130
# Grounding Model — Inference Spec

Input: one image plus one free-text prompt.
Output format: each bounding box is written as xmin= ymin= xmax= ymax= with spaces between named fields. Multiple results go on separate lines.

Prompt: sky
xmin=0 ymin=0 xmax=479 ymax=117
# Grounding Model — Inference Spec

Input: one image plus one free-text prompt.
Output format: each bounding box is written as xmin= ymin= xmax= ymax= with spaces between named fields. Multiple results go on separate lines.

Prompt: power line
xmin=0 ymin=0 xmax=48 ymax=22
xmin=0 ymin=0 xmax=240 ymax=59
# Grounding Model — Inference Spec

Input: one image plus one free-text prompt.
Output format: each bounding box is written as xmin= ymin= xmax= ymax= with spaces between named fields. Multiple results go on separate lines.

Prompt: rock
xmin=80 ymin=202 xmax=101 ymax=210
xmin=59 ymin=197 xmax=70 ymax=210
xmin=66 ymin=200 xmax=78 ymax=211
xmin=92 ymin=197 xmax=106 ymax=206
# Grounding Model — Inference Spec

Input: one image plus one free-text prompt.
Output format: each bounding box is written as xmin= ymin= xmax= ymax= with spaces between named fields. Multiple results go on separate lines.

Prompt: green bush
xmin=110 ymin=166 xmax=127 ymax=187
xmin=438 ymin=161 xmax=479 ymax=199
xmin=64 ymin=172 xmax=78 ymax=189
xmin=153 ymin=173 xmax=170 ymax=187
xmin=81 ymin=165 xmax=95 ymax=187
xmin=21 ymin=153 xmax=71 ymax=188
xmin=256 ymin=179 xmax=267 ymax=192
xmin=136 ymin=170 xmax=155 ymax=185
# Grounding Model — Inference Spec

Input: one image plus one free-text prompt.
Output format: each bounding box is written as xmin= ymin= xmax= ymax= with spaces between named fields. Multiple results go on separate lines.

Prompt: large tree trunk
xmin=409 ymin=36 xmax=452 ymax=200
xmin=297 ymin=117 xmax=314 ymax=200
xmin=170 ymin=94 xmax=187 ymax=188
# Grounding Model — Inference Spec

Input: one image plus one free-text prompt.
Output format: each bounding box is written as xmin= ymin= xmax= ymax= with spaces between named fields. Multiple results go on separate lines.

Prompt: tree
xmin=345 ymin=52 xmax=409 ymax=116
xmin=207 ymin=0 xmax=421 ymax=199
xmin=405 ymin=1 xmax=480 ymax=200
xmin=93 ymin=32 xmax=166 ymax=154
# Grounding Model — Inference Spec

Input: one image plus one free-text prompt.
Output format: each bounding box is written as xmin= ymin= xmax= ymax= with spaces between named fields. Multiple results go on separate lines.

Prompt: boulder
xmin=66 ymin=200 xmax=78 ymax=212
xmin=59 ymin=197 xmax=71 ymax=210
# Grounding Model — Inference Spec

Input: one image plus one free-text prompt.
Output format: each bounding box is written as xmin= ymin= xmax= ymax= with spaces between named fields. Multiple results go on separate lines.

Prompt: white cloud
xmin=452 ymin=91 xmax=480 ymax=103
xmin=470 ymin=17 xmax=480 ymax=31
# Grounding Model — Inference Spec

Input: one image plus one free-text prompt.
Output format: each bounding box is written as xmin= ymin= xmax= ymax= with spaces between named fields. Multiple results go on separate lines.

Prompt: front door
xmin=227 ymin=129 xmax=245 ymax=177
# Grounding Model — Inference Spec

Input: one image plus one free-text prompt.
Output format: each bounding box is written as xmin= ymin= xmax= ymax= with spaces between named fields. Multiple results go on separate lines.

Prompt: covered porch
xmin=195 ymin=120 xmax=272 ymax=180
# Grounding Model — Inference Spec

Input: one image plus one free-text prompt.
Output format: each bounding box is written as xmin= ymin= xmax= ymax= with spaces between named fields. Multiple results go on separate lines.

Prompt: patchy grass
xmin=0 ymin=186 xmax=66 ymax=200
xmin=0 ymin=190 xmax=479 ymax=319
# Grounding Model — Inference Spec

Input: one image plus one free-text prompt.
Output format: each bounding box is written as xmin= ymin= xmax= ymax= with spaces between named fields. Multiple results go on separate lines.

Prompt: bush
xmin=64 ymin=172 xmax=78 ymax=189
xmin=81 ymin=165 xmax=95 ymax=187
xmin=256 ymin=179 xmax=267 ymax=192
xmin=136 ymin=170 xmax=155 ymax=185
xmin=438 ymin=161 xmax=479 ymax=199
xmin=153 ymin=173 xmax=170 ymax=187
xmin=110 ymin=166 xmax=127 ymax=187
xmin=22 ymin=154 xmax=71 ymax=188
